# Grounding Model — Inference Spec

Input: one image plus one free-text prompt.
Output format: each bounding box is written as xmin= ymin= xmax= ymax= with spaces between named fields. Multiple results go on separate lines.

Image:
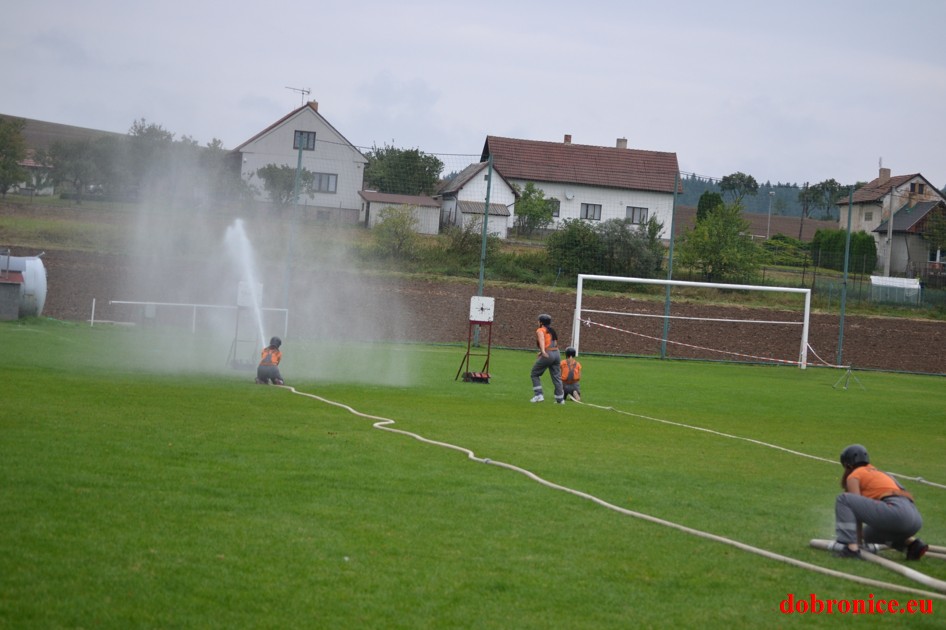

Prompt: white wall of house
xmin=839 ymin=203 xmax=880 ymax=234
xmin=458 ymin=210 xmax=508 ymax=239
xmin=238 ymin=108 xmax=366 ymax=213
xmin=363 ymin=202 xmax=440 ymax=235
xmin=508 ymin=179 xmax=675 ymax=238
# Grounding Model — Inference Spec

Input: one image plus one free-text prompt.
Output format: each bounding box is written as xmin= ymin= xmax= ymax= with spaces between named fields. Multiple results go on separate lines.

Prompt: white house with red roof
xmin=838 ymin=167 xmax=945 ymax=277
xmin=232 ymin=101 xmax=367 ymax=221
xmin=481 ymin=134 xmax=681 ymax=239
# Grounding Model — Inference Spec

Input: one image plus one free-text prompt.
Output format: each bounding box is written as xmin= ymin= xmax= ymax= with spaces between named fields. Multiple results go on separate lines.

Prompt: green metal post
xmin=474 ymin=155 xmax=493 ymax=346
xmin=836 ymin=187 xmax=854 ymax=365
xmin=283 ymin=142 xmax=305 ymax=309
xmin=660 ymin=171 xmax=680 ymax=359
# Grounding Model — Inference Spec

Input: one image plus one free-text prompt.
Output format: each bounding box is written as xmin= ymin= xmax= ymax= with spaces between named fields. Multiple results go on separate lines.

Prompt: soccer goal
xmin=571 ymin=274 xmax=812 ymax=369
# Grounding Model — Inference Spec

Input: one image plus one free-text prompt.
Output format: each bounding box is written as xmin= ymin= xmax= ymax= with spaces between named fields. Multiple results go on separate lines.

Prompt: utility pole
xmin=766 ymin=190 xmax=775 ymax=239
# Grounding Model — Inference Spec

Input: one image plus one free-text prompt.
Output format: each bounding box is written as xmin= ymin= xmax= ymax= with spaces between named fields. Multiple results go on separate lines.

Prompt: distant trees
xmin=364 ymin=145 xmax=444 ymax=195
xmin=678 ymin=202 xmax=760 ymax=282
xmin=798 ymin=179 xmax=845 ymax=237
xmin=36 ymin=118 xmax=245 ymax=207
xmin=0 ymin=117 xmax=27 ymax=197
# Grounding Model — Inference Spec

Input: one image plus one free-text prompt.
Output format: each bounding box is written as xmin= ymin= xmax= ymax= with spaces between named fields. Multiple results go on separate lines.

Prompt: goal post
xmin=571 ymin=274 xmax=812 ymax=369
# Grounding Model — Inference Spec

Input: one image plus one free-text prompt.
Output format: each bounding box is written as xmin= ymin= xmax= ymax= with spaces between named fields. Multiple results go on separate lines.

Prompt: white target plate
xmin=469 ymin=296 xmax=495 ymax=322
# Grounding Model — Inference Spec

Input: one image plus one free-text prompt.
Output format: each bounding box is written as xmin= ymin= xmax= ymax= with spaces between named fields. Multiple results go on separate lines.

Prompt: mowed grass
xmin=2 ymin=319 xmax=945 ymax=628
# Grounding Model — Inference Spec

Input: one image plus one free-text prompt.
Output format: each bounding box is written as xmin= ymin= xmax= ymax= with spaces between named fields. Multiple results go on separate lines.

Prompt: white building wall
xmin=239 ymin=109 xmax=366 ymax=211
xmin=366 ymin=202 xmax=439 ymax=235
xmin=508 ymin=179 xmax=675 ymax=239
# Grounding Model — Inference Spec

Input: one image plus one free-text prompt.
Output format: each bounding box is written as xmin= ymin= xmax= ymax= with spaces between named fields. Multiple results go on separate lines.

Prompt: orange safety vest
xmin=849 ymin=465 xmax=913 ymax=501
xmin=260 ymin=347 xmax=282 ymax=367
xmin=561 ymin=358 xmax=582 ymax=384
xmin=535 ymin=326 xmax=558 ymax=351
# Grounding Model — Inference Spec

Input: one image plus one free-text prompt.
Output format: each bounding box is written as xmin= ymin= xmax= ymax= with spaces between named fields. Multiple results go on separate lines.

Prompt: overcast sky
xmin=3 ymin=0 xmax=945 ymax=187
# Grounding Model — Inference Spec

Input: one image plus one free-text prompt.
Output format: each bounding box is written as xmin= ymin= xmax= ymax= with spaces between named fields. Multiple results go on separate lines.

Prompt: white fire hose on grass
xmin=279 ymin=385 xmax=946 ymax=600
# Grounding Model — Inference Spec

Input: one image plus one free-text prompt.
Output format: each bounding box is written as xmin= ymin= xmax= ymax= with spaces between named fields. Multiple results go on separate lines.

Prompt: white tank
xmin=2 ymin=255 xmax=47 ymax=317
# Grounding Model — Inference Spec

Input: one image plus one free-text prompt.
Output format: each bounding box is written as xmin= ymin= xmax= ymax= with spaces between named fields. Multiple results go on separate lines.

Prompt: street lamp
xmin=766 ymin=191 xmax=776 ymax=239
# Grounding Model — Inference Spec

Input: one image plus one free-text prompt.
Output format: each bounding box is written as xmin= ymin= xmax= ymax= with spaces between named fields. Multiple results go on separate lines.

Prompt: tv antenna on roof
xmin=285 ymin=86 xmax=311 ymax=106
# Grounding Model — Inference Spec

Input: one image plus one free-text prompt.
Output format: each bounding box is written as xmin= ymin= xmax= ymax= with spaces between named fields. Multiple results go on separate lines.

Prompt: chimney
xmin=616 ymin=137 xmax=628 ymax=150
xmin=879 ymin=167 xmax=890 ymax=183
xmin=564 ymin=134 xmax=572 ymax=144
xmin=308 ymin=100 xmax=319 ymax=112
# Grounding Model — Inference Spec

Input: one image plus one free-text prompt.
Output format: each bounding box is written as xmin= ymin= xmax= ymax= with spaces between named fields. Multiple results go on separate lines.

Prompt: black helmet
xmin=270 ymin=336 xmax=282 ymax=349
xmin=538 ymin=313 xmax=552 ymax=325
xmin=840 ymin=444 xmax=869 ymax=467
xmin=565 ymin=347 xmax=577 ymax=358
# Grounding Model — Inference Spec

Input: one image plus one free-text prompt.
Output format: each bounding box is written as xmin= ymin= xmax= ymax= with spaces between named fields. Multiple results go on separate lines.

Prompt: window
xmin=548 ymin=198 xmax=560 ymax=218
xmin=293 ymin=130 xmax=316 ymax=151
xmin=910 ymin=182 xmax=926 ymax=194
xmin=580 ymin=203 xmax=602 ymax=220
xmin=864 ymin=211 xmax=873 ymax=221
xmin=312 ymin=173 xmax=337 ymax=193
xmin=626 ymin=206 xmax=648 ymax=224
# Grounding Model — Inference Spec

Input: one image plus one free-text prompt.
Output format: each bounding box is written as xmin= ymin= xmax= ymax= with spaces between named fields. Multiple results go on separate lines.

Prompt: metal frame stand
xmin=833 ymin=366 xmax=865 ymax=391
xmin=227 ymin=306 xmax=260 ymax=370
xmin=456 ymin=320 xmax=492 ymax=383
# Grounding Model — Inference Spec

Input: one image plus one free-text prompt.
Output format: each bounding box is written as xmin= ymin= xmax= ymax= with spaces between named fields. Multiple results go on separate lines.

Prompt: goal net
xmin=570 ymin=274 xmax=812 ymax=369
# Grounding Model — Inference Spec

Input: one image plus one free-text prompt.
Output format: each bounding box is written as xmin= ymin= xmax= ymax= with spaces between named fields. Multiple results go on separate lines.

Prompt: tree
xmin=256 ymin=164 xmax=315 ymax=206
xmin=0 ymin=116 xmax=28 ymax=197
xmin=513 ymin=182 xmax=555 ymax=237
xmin=26 ymin=148 xmax=55 ymax=192
xmin=922 ymin=210 xmax=946 ymax=259
xmin=127 ymin=119 xmax=175 ymax=196
xmin=363 ymin=144 xmax=444 ymax=195
xmin=798 ymin=179 xmax=844 ymax=237
xmin=677 ymin=203 xmax=760 ymax=282
xmin=48 ymin=139 xmax=100 ymax=204
xmin=719 ymin=172 xmax=759 ymax=205
xmin=696 ymin=191 xmax=724 ymax=223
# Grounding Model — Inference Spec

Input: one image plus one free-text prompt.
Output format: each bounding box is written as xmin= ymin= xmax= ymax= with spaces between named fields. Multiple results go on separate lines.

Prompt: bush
xmin=373 ymin=206 xmax=419 ymax=260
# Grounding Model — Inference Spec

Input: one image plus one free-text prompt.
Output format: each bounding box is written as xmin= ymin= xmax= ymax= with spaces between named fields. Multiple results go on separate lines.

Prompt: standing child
xmin=256 ymin=336 xmax=285 ymax=385
xmin=530 ymin=314 xmax=564 ymax=404
xmin=560 ymin=347 xmax=582 ymax=402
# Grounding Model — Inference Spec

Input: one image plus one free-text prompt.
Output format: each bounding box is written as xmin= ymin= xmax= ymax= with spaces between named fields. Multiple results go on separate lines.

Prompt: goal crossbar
xmin=571 ymin=274 xmax=812 ymax=369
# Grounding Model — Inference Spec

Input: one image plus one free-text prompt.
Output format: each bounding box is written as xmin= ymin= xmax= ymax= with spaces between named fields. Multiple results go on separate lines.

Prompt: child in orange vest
xmin=833 ymin=444 xmax=927 ymax=560
xmin=560 ymin=347 xmax=582 ymax=402
xmin=256 ymin=336 xmax=284 ymax=385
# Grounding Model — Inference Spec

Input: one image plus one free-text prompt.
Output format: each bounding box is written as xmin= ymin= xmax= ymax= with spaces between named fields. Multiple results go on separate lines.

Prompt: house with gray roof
xmin=436 ymin=162 xmax=518 ymax=239
xmin=481 ymin=134 xmax=681 ymax=239
xmin=838 ymin=167 xmax=945 ymax=276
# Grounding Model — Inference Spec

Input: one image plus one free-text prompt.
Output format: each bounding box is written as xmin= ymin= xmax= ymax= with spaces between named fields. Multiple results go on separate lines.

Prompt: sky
xmin=3 ymin=0 xmax=945 ymax=188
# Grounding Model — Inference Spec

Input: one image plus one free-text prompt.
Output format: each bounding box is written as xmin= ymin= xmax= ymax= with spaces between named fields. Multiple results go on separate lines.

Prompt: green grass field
xmin=2 ymin=319 xmax=945 ymax=628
